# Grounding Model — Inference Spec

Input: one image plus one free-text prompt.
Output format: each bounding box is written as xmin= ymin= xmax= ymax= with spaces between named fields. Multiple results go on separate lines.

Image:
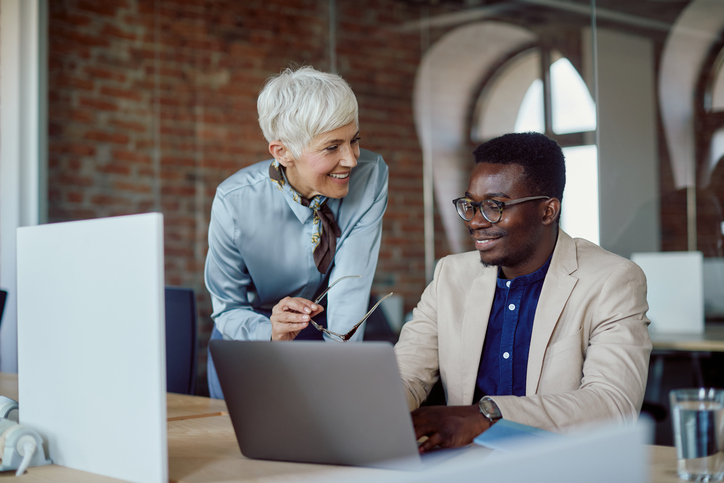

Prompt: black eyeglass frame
xmin=452 ymin=195 xmax=551 ymax=223
xmin=308 ymin=275 xmax=393 ymax=342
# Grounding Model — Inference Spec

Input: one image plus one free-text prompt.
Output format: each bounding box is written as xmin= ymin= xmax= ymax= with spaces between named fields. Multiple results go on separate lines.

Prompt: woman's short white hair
xmin=257 ymin=66 xmax=359 ymax=160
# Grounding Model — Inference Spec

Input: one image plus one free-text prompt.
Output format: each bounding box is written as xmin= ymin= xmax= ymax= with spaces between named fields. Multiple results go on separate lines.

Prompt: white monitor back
xmin=16 ymin=213 xmax=167 ymax=483
xmin=347 ymin=420 xmax=651 ymax=483
xmin=631 ymin=251 xmax=704 ymax=334
xmin=703 ymin=258 xmax=724 ymax=317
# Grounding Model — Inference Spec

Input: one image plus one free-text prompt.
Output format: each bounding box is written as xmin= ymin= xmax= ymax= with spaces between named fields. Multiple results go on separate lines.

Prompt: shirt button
xmin=508 ymin=304 xmax=515 ymax=311
xmin=506 ymin=281 xmax=511 ymax=288
xmin=503 ymin=352 xmax=510 ymax=359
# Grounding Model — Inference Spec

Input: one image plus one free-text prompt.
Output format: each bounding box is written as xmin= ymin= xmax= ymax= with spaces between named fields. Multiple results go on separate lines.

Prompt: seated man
xmin=394 ymin=132 xmax=652 ymax=452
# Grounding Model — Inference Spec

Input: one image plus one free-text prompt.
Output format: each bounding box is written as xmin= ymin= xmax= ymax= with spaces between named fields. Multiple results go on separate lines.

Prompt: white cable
xmin=15 ymin=440 xmax=36 ymax=476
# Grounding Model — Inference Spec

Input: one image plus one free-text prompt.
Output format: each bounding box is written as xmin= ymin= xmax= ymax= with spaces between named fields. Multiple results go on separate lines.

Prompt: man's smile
xmin=469 ymin=229 xmax=505 ymax=251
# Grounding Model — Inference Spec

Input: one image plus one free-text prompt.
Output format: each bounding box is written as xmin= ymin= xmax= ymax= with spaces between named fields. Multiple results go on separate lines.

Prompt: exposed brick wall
xmin=47 ymin=0 xmax=452 ymax=394
xmin=49 ymin=0 xmax=714 ymax=395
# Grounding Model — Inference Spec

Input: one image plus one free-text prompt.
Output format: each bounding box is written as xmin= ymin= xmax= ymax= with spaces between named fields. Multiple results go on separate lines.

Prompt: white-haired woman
xmin=204 ymin=66 xmax=388 ymax=398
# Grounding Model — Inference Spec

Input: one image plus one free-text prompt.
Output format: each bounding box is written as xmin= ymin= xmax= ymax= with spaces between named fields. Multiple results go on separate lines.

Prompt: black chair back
xmin=0 ymin=290 xmax=7 ymax=327
xmin=165 ymin=286 xmax=198 ymax=395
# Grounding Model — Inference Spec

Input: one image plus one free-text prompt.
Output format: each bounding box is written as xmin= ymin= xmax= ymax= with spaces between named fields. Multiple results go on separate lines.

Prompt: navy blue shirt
xmin=474 ymin=255 xmax=552 ymax=399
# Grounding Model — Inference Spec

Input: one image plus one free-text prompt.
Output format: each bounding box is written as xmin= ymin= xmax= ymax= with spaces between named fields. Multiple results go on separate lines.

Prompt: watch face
xmin=479 ymin=398 xmax=501 ymax=420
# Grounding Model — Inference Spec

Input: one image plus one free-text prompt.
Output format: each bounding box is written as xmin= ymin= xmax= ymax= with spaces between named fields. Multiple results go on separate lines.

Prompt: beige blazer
xmin=394 ymin=229 xmax=652 ymax=432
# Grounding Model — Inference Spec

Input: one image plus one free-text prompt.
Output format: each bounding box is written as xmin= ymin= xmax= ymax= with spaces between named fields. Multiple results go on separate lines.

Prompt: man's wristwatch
xmin=478 ymin=396 xmax=502 ymax=423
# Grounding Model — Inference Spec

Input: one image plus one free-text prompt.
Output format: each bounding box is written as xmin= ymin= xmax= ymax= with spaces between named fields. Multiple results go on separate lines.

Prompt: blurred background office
xmin=1 ymin=0 xmax=723 ymax=430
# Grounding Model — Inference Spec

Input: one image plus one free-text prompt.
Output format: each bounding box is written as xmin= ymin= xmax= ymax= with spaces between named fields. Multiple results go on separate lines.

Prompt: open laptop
xmin=209 ymin=340 xmax=422 ymax=469
xmin=210 ymin=340 xmax=652 ymax=480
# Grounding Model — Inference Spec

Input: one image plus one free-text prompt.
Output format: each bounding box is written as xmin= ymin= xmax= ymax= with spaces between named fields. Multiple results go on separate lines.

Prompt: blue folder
xmin=473 ymin=419 xmax=562 ymax=452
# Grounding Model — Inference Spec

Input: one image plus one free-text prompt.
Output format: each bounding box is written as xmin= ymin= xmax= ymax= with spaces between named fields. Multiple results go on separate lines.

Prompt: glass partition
xmin=46 ymin=0 xmax=724 ymax=397
xmin=592 ymin=0 xmax=724 ymax=321
xmin=46 ymin=0 xmax=600 ymax=392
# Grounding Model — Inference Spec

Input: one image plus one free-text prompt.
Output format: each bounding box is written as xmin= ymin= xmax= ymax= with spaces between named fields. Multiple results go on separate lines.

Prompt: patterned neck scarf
xmin=269 ymin=161 xmax=341 ymax=274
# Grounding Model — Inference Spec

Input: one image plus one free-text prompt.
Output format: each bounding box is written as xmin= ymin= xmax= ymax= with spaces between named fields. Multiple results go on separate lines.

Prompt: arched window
xmin=706 ymin=45 xmax=724 ymax=181
xmin=698 ymin=37 xmax=724 ymax=257
xmin=515 ymin=78 xmax=544 ymax=133
xmin=550 ymin=58 xmax=596 ymax=134
xmin=473 ymin=51 xmax=599 ymax=244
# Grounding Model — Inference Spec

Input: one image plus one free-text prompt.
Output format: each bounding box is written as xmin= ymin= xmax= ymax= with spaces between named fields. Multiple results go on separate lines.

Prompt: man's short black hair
xmin=473 ymin=132 xmax=566 ymax=201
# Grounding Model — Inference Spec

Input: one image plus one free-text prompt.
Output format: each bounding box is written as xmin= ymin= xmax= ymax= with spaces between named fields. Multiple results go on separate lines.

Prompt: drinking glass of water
xmin=670 ymin=388 xmax=724 ymax=482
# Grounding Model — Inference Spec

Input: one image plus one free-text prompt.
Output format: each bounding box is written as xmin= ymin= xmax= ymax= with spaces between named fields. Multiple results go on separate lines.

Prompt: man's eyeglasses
xmin=309 ymin=275 xmax=393 ymax=342
xmin=452 ymin=196 xmax=550 ymax=224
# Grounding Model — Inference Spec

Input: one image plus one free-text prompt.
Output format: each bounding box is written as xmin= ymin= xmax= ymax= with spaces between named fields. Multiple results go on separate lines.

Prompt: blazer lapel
xmin=526 ymin=229 xmax=579 ymax=395
xmin=459 ymin=268 xmax=497 ymax=405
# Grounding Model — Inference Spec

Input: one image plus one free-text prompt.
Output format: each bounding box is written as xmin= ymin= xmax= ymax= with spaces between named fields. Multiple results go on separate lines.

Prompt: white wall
xmin=0 ymin=0 xmax=46 ymax=373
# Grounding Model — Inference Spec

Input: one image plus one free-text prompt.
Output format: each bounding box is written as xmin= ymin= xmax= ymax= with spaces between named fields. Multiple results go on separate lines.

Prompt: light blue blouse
xmin=204 ymin=148 xmax=388 ymax=341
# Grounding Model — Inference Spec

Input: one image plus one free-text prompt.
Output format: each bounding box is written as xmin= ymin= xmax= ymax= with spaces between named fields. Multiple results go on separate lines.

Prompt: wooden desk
xmin=648 ymin=326 xmax=724 ymax=398
xmin=166 ymin=393 xmax=227 ymax=422
xmin=0 ymin=373 xmax=688 ymax=482
xmin=0 ymin=373 xmax=227 ymax=482
xmin=2 ymin=422 xmax=684 ymax=483
xmin=651 ymin=326 xmax=724 ymax=352
xmin=0 ymin=373 xmax=227 ymax=422
xmin=0 ymin=373 xmax=18 ymax=401
xmin=168 ymin=415 xmax=421 ymax=483
xmin=167 ymin=416 xmax=685 ymax=483
xmin=649 ymin=445 xmax=680 ymax=483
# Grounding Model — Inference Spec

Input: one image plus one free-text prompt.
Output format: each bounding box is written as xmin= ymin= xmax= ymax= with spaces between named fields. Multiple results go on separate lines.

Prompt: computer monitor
xmin=16 ymin=213 xmax=167 ymax=483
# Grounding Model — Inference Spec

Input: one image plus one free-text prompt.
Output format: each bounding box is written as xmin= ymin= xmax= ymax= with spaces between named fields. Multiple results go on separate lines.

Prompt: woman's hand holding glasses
xmin=269 ymin=275 xmax=392 ymax=342
xmin=270 ymin=296 xmax=325 ymax=341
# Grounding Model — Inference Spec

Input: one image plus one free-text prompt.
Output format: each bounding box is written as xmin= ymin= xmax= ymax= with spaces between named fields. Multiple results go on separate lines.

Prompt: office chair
xmin=165 ymin=286 xmax=198 ymax=395
xmin=0 ymin=290 xmax=7 ymax=327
